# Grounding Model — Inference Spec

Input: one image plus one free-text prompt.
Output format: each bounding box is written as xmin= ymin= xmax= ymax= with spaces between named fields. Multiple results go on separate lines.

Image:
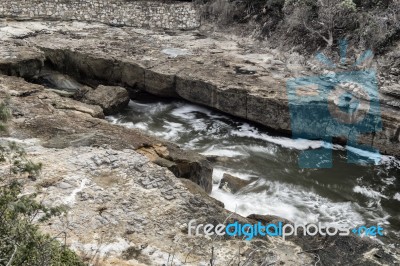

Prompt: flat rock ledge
xmin=0 ymin=20 xmax=398 ymax=157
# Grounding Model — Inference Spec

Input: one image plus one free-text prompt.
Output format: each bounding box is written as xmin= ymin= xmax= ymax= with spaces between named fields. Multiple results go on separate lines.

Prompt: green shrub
xmin=0 ymin=180 xmax=85 ymax=266
xmin=0 ymin=98 xmax=11 ymax=132
xmin=0 ymin=99 xmax=85 ymax=265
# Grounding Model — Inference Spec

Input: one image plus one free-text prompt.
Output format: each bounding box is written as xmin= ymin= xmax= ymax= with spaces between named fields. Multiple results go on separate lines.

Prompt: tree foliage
xmin=196 ymin=0 xmax=400 ymax=52
xmin=0 ymin=100 xmax=85 ymax=266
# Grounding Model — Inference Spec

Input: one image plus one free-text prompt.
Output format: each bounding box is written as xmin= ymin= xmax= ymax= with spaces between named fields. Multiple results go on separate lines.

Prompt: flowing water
xmin=109 ymin=96 xmax=400 ymax=245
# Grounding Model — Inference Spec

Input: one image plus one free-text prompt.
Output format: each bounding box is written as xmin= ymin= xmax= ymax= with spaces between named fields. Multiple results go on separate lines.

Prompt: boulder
xmin=83 ymin=85 xmax=130 ymax=115
xmin=219 ymin=173 xmax=252 ymax=193
xmin=137 ymin=143 xmax=213 ymax=193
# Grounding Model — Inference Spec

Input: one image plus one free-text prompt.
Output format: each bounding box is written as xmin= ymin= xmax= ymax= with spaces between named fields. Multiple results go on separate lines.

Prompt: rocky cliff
xmin=1 ymin=20 xmax=398 ymax=158
xmin=0 ymin=67 xmax=316 ymax=265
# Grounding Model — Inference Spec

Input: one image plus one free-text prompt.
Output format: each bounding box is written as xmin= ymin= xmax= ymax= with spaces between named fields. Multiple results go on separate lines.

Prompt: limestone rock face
xmin=83 ymin=85 xmax=130 ymax=115
xmin=0 ymin=74 xmax=318 ymax=266
xmin=0 ymin=74 xmax=212 ymax=194
xmin=3 ymin=21 xmax=394 ymax=157
xmin=0 ymin=139 xmax=316 ymax=266
xmin=0 ymin=43 xmax=44 ymax=78
xmin=138 ymin=143 xmax=213 ymax=193
xmin=219 ymin=173 xmax=252 ymax=193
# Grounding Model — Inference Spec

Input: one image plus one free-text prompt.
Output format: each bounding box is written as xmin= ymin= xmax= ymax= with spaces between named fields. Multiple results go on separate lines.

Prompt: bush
xmin=0 ymin=181 xmax=84 ymax=266
xmin=0 ymin=100 xmax=85 ymax=266
xmin=0 ymin=98 xmax=11 ymax=132
xmin=196 ymin=0 xmax=400 ymax=53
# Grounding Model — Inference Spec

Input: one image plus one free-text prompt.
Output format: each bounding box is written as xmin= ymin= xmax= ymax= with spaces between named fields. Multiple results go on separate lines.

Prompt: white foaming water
xmin=171 ymin=104 xmax=226 ymax=120
xmin=345 ymin=145 xmax=400 ymax=168
xmin=346 ymin=146 xmax=382 ymax=165
xmin=211 ymin=167 xmax=373 ymax=228
xmin=394 ymin=193 xmax=400 ymax=202
xmin=212 ymin=167 xmax=256 ymax=184
xmin=246 ymin=145 xmax=277 ymax=155
xmin=231 ymin=123 xmax=325 ymax=150
xmin=134 ymin=122 xmax=149 ymax=131
xmin=154 ymin=121 xmax=185 ymax=141
xmin=108 ymin=99 xmax=399 ymax=242
xmin=183 ymin=136 xmax=204 ymax=149
xmin=211 ymin=178 xmax=365 ymax=227
xmin=201 ymin=145 xmax=248 ymax=158
xmin=107 ymin=116 xmax=134 ymax=128
xmin=381 ymin=177 xmax=396 ymax=187
xmin=353 ymin=186 xmax=389 ymax=200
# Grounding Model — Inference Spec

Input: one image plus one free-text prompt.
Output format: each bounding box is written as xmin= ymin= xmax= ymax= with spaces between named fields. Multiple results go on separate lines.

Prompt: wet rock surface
xmin=35 ymin=71 xmax=83 ymax=96
xmin=219 ymin=173 xmax=252 ymax=193
xmin=138 ymin=143 xmax=213 ymax=193
xmin=0 ymin=20 xmax=397 ymax=157
xmin=82 ymin=85 xmax=130 ymax=115
xmin=0 ymin=75 xmax=211 ymax=192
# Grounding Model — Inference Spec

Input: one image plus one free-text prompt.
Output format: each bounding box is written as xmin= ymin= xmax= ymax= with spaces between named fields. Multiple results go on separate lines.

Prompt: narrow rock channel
xmin=30 ymin=68 xmax=400 ymax=245
xmin=109 ymin=93 xmax=400 ymax=246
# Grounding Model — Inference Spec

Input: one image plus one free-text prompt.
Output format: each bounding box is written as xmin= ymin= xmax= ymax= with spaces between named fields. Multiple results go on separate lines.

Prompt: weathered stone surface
xmin=144 ymin=67 xmax=178 ymax=97
xmin=180 ymin=178 xmax=224 ymax=208
xmin=0 ymin=43 xmax=44 ymax=78
xmin=41 ymin=47 xmax=146 ymax=97
xmin=51 ymin=96 xmax=105 ymax=119
xmin=0 ymin=140 xmax=316 ymax=266
xmin=83 ymin=85 xmax=130 ymax=115
xmin=138 ymin=143 xmax=213 ymax=193
xmin=2 ymin=21 xmax=394 ymax=157
xmin=1 ymin=74 xmax=212 ymax=195
xmin=0 ymin=0 xmax=200 ymax=30
xmin=219 ymin=173 xmax=252 ymax=193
